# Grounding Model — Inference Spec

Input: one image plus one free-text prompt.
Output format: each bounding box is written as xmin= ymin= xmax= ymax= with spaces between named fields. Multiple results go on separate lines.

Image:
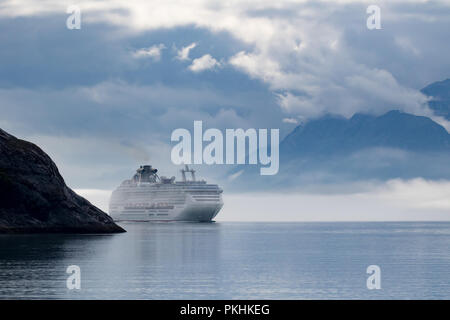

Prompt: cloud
xmin=229 ymin=51 xmax=281 ymax=84
xmin=132 ymin=43 xmax=165 ymax=60
xmin=176 ymin=42 xmax=197 ymax=61
xmin=282 ymin=117 xmax=298 ymax=124
xmin=375 ymin=178 xmax=450 ymax=211
xmin=2 ymin=0 xmax=450 ymax=193
xmin=23 ymin=133 xmax=173 ymax=189
xmin=0 ymin=80 xmax=267 ymax=137
xmin=188 ymin=54 xmax=221 ymax=72
xmin=221 ymin=178 xmax=450 ymax=221
xmin=275 ymin=69 xmax=432 ymax=119
xmin=2 ymin=0 xmax=450 ymax=121
xmin=0 ymin=79 xmax=285 ymax=187
xmin=228 ymin=169 xmax=244 ymax=181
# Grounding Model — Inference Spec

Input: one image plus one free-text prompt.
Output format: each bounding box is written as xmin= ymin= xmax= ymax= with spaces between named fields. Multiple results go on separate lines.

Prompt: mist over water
xmin=1 ymin=222 xmax=450 ymax=299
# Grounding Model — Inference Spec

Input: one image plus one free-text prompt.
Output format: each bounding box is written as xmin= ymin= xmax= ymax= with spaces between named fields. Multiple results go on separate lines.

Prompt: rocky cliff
xmin=0 ymin=128 xmax=125 ymax=233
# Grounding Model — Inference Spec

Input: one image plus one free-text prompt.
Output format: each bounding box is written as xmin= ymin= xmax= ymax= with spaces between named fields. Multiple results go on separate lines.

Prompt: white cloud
xmin=374 ymin=178 xmax=450 ymax=211
xmin=229 ymin=51 xmax=282 ymax=84
xmin=1 ymin=0 xmax=449 ymax=121
xmin=273 ymin=68 xmax=433 ymax=119
xmin=176 ymin=42 xmax=197 ymax=61
xmin=220 ymin=178 xmax=450 ymax=221
xmin=282 ymin=117 xmax=298 ymax=124
xmin=228 ymin=169 xmax=244 ymax=181
xmin=188 ymin=54 xmax=220 ymax=73
xmin=132 ymin=43 xmax=165 ymax=60
xmin=395 ymin=36 xmax=421 ymax=56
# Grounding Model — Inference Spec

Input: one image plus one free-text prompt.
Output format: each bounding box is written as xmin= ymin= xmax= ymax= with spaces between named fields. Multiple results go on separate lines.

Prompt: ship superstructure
xmin=109 ymin=165 xmax=223 ymax=222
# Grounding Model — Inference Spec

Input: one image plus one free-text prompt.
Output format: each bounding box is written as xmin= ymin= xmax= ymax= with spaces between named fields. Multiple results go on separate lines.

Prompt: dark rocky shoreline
xmin=0 ymin=128 xmax=125 ymax=234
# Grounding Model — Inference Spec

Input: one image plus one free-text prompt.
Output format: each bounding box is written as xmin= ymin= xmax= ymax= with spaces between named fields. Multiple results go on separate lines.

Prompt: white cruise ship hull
xmin=110 ymin=198 xmax=223 ymax=222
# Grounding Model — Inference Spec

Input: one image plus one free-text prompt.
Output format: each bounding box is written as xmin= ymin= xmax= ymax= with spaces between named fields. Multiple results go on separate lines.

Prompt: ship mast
xmin=181 ymin=165 xmax=196 ymax=182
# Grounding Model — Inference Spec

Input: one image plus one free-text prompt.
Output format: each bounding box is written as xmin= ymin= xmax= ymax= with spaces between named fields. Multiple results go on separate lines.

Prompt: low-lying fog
xmin=76 ymin=178 xmax=450 ymax=222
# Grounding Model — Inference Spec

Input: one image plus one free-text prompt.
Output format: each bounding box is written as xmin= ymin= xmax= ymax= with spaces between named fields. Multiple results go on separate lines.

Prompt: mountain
xmin=281 ymin=110 xmax=450 ymax=157
xmin=0 ymin=128 xmax=125 ymax=233
xmin=422 ymin=78 xmax=450 ymax=120
xmin=278 ymin=110 xmax=450 ymax=183
xmin=226 ymin=79 xmax=450 ymax=190
xmin=229 ymin=109 xmax=450 ymax=190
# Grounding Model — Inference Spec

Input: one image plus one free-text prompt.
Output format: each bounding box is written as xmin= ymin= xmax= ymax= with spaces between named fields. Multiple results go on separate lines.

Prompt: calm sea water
xmin=0 ymin=222 xmax=449 ymax=299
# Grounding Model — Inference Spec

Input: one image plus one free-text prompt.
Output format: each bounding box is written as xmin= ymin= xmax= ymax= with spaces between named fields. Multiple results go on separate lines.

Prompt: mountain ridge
xmin=280 ymin=110 xmax=450 ymax=157
xmin=228 ymin=79 xmax=450 ymax=189
xmin=422 ymin=78 xmax=450 ymax=120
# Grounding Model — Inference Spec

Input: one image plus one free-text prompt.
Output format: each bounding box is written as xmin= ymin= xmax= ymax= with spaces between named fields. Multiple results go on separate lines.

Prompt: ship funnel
xmin=134 ymin=164 xmax=159 ymax=183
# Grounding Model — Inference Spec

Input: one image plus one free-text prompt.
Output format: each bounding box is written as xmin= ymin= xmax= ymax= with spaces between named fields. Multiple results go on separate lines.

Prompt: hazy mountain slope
xmin=229 ymin=110 xmax=450 ymax=190
xmin=280 ymin=110 xmax=450 ymax=157
xmin=422 ymin=78 xmax=450 ymax=120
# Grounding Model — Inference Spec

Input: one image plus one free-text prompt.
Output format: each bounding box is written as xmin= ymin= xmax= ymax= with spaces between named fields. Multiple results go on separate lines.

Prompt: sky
xmin=1 ymin=0 xmax=450 ymax=220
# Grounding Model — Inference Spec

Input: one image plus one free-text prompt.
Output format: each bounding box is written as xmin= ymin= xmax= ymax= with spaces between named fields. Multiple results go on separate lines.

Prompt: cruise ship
xmin=109 ymin=165 xmax=223 ymax=222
